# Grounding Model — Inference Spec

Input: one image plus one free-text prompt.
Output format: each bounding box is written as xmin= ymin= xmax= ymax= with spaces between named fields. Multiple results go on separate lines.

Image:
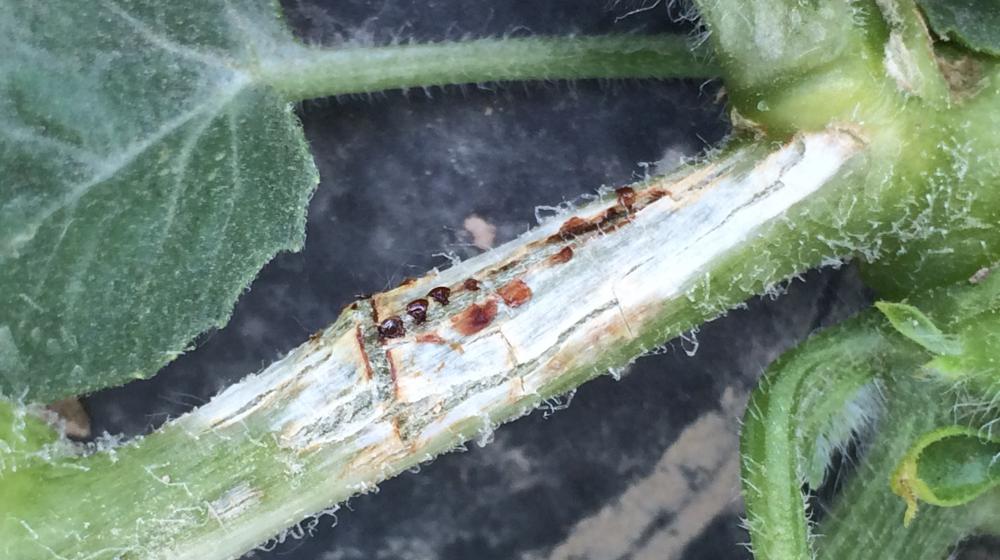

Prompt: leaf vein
xmin=7 ymin=85 xmax=246 ymax=255
xmin=100 ymin=0 xmax=236 ymax=71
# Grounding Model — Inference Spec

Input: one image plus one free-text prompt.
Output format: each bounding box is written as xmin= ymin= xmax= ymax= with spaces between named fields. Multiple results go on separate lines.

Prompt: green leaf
xmin=918 ymin=0 xmax=1000 ymax=56
xmin=892 ymin=272 xmax=1000 ymax=385
xmin=875 ymin=301 xmax=963 ymax=355
xmin=926 ymin=310 xmax=1000 ymax=384
xmin=0 ymin=0 xmax=318 ymax=401
xmin=891 ymin=425 xmax=1000 ymax=526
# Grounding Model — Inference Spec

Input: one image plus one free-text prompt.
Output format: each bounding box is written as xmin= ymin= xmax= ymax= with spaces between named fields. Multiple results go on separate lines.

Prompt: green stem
xmin=743 ymin=275 xmax=1000 ymax=560
xmin=741 ymin=314 xmax=922 ymax=560
xmin=257 ymin=35 xmax=718 ymax=102
xmin=815 ymin=374 xmax=987 ymax=560
xmin=691 ymin=0 xmax=882 ymax=130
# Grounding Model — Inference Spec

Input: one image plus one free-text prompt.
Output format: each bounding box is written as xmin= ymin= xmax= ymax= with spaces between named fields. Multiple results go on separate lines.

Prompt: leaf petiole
xmin=255 ymin=35 xmax=719 ymax=102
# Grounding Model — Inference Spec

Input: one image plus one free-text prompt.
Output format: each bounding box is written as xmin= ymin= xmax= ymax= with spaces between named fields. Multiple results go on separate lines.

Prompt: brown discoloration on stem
xmin=546 ymin=199 xmax=636 ymax=244
xmin=362 ymin=176 xmax=686 ymax=325
xmin=451 ymin=298 xmax=499 ymax=336
xmin=601 ymin=206 xmax=627 ymax=228
xmin=368 ymin=179 xmax=680 ymax=321
xmin=489 ymin=258 xmax=523 ymax=276
xmin=643 ymin=188 xmax=671 ymax=205
xmin=554 ymin=216 xmax=592 ymax=240
xmin=507 ymin=377 xmax=526 ymax=404
xmin=497 ymin=279 xmax=532 ymax=308
xmin=355 ymin=325 xmax=374 ymax=381
xmin=46 ymin=398 xmax=91 ymax=439
xmin=398 ymin=277 xmax=417 ymax=287
xmin=391 ymin=417 xmax=404 ymax=445
xmin=386 ymin=349 xmax=401 ymax=400
xmin=549 ymin=246 xmax=574 ymax=264
xmin=616 ymin=186 xmax=637 ymax=210
xmin=938 ymin=54 xmax=985 ymax=102
xmin=341 ymin=421 xmax=409 ymax=478
xmin=415 ymin=332 xmax=446 ymax=344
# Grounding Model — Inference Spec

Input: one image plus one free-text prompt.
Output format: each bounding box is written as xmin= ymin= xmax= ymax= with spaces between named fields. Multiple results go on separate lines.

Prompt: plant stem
xmin=742 ymin=273 xmax=1000 ymax=560
xmin=815 ymin=374 xmax=987 ymax=560
xmin=740 ymin=313 xmax=920 ymax=560
xmin=256 ymin=35 xmax=718 ymax=102
xmin=1 ymin=130 xmax=868 ymax=560
xmin=5 ymin=53 xmax=999 ymax=555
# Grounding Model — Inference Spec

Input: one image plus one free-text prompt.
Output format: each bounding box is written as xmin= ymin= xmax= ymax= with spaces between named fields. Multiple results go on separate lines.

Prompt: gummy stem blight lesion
xmin=1 ymin=129 xmax=867 ymax=560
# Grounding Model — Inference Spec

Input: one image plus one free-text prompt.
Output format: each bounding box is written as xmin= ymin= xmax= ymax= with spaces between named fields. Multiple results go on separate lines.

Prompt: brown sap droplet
xmin=428 ymin=286 xmax=451 ymax=305
xmin=616 ymin=186 xmax=637 ymax=210
xmin=452 ymin=299 xmax=498 ymax=336
xmin=463 ymin=278 xmax=481 ymax=291
xmin=406 ymin=299 xmax=429 ymax=324
xmin=378 ymin=316 xmax=405 ymax=339
xmin=497 ymin=279 xmax=532 ymax=308
xmin=491 ymin=258 xmax=521 ymax=276
xmin=549 ymin=246 xmax=574 ymax=264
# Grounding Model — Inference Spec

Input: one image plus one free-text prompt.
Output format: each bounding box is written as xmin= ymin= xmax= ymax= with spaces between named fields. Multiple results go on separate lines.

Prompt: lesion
xmin=156 ymin=127 xmax=866 ymax=555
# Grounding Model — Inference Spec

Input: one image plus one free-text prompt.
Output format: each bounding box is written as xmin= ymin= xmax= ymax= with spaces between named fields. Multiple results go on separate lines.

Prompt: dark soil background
xmin=81 ymin=1 xmax=997 ymax=559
